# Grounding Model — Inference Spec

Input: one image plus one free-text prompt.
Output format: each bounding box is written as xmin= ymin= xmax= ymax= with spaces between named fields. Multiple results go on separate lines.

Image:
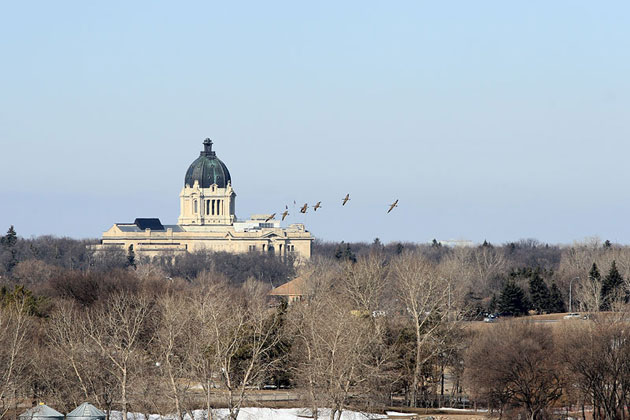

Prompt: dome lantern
xmin=201 ymin=138 xmax=216 ymax=158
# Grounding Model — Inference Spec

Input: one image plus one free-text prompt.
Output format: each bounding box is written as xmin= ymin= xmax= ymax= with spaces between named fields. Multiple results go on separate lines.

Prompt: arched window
xmin=194 ymin=200 xmax=198 ymax=214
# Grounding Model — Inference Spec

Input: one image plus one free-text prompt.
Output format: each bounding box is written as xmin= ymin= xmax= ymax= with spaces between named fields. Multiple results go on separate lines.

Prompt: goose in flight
xmin=265 ymin=213 xmax=276 ymax=222
xmin=281 ymin=210 xmax=289 ymax=221
xmin=300 ymin=203 xmax=308 ymax=214
xmin=342 ymin=194 xmax=350 ymax=206
xmin=313 ymin=201 xmax=322 ymax=211
xmin=387 ymin=200 xmax=399 ymax=214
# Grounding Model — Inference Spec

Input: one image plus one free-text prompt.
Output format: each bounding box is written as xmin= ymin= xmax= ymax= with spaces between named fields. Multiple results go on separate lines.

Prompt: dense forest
xmin=2 ymin=226 xmax=630 ymax=420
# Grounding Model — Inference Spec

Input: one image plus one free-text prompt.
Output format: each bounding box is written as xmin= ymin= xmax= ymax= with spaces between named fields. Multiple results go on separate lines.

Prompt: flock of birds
xmin=264 ymin=194 xmax=399 ymax=222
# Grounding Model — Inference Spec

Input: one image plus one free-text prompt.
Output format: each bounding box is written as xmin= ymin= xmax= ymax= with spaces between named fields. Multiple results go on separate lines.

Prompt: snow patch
xmin=110 ymin=408 xmax=386 ymax=420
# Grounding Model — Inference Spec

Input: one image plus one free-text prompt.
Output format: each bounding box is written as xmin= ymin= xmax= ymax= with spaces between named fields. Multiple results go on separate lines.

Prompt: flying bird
xmin=300 ymin=203 xmax=308 ymax=214
xmin=265 ymin=213 xmax=276 ymax=222
xmin=313 ymin=201 xmax=322 ymax=211
xmin=342 ymin=194 xmax=350 ymax=206
xmin=387 ymin=200 xmax=399 ymax=214
xmin=281 ymin=210 xmax=289 ymax=221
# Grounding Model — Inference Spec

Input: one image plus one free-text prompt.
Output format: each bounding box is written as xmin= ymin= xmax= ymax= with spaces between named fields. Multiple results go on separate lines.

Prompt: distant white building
xmin=431 ymin=239 xmax=475 ymax=248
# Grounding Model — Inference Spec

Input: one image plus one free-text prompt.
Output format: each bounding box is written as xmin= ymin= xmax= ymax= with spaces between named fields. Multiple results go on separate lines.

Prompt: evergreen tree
xmin=395 ymin=243 xmax=404 ymax=255
xmin=334 ymin=242 xmax=356 ymax=263
xmin=0 ymin=225 xmax=18 ymax=272
xmin=487 ymin=294 xmax=498 ymax=313
xmin=589 ymin=263 xmax=601 ymax=282
xmin=0 ymin=285 xmax=46 ymax=317
xmin=0 ymin=225 xmax=17 ymax=248
xmin=431 ymin=239 xmax=442 ymax=248
xmin=547 ymin=282 xmax=566 ymax=313
xmin=604 ymin=239 xmax=612 ymax=249
xmin=126 ymin=244 xmax=136 ymax=268
xmin=529 ymin=274 xmax=550 ymax=314
xmin=498 ymin=281 xmax=530 ymax=316
xmin=601 ymin=260 xmax=624 ymax=310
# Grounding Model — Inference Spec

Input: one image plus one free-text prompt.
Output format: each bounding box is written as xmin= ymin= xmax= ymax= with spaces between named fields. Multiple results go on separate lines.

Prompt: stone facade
xmin=178 ymin=181 xmax=236 ymax=226
xmin=95 ymin=139 xmax=313 ymax=261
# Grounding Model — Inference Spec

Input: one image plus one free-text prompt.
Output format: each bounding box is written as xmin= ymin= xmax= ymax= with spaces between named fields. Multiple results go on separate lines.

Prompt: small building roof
xmin=19 ymin=404 xmax=64 ymax=420
xmin=134 ymin=218 xmax=165 ymax=231
xmin=269 ymin=276 xmax=306 ymax=297
xmin=67 ymin=402 xmax=106 ymax=420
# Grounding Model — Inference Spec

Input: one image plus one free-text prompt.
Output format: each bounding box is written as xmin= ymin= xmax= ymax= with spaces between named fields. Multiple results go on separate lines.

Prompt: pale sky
xmin=1 ymin=1 xmax=629 ymax=244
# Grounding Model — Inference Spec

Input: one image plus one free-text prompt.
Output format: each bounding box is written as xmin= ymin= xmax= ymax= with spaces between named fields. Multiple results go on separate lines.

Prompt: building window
xmin=248 ymin=245 xmax=256 ymax=252
xmin=287 ymin=245 xmax=295 ymax=252
xmin=206 ymin=200 xmax=210 ymax=215
xmin=194 ymin=200 xmax=198 ymax=214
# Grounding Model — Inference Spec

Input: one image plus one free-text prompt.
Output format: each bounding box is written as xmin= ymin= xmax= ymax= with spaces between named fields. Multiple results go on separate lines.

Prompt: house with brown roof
xmin=269 ymin=276 xmax=306 ymax=304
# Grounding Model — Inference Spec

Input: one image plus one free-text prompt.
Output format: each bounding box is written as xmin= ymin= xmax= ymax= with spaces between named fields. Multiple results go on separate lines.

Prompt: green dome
xmin=184 ymin=138 xmax=232 ymax=188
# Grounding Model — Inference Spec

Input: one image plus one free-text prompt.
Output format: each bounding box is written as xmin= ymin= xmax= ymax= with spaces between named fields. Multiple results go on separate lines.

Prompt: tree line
xmin=0 ymin=251 xmax=465 ymax=420
xmin=3 ymin=227 xmax=630 ymax=419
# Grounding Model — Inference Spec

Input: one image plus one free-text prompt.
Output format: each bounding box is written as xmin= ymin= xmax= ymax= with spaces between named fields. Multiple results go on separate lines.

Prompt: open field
xmin=464 ymin=311 xmax=628 ymax=332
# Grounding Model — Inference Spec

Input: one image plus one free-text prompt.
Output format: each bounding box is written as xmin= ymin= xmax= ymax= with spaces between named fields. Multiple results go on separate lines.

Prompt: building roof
xmin=67 ymin=403 xmax=106 ymax=420
xmin=269 ymin=276 xmax=306 ymax=297
xmin=185 ymin=138 xmax=232 ymax=188
xmin=19 ymin=404 xmax=64 ymax=420
xmin=116 ymin=224 xmax=184 ymax=233
xmin=134 ymin=218 xmax=164 ymax=231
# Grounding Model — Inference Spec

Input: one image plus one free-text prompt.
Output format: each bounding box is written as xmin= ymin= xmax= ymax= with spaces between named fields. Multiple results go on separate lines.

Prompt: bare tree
xmin=188 ymin=284 xmax=219 ymax=420
xmin=575 ymin=274 xmax=603 ymax=313
xmin=469 ymin=246 xmax=507 ymax=295
xmin=45 ymin=300 xmax=120 ymax=416
xmin=82 ymin=291 xmax=154 ymax=420
xmin=561 ymin=316 xmax=630 ymax=420
xmin=154 ymin=293 xmax=195 ymax=420
xmin=438 ymin=248 xmax=476 ymax=299
xmin=47 ymin=301 xmax=92 ymax=402
xmin=340 ymin=253 xmax=388 ymax=313
xmin=11 ymin=259 xmax=58 ymax=286
xmin=391 ymin=251 xmax=459 ymax=407
xmin=287 ymin=271 xmax=390 ymax=420
xmin=0 ymin=292 xmax=33 ymax=419
xmin=464 ymin=321 xmax=563 ymax=420
xmin=194 ymin=279 xmax=283 ymax=420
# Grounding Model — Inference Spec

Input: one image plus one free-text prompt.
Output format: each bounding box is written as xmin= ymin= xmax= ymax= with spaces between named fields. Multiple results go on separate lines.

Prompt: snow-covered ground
xmin=110 ymin=408 xmax=387 ymax=420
